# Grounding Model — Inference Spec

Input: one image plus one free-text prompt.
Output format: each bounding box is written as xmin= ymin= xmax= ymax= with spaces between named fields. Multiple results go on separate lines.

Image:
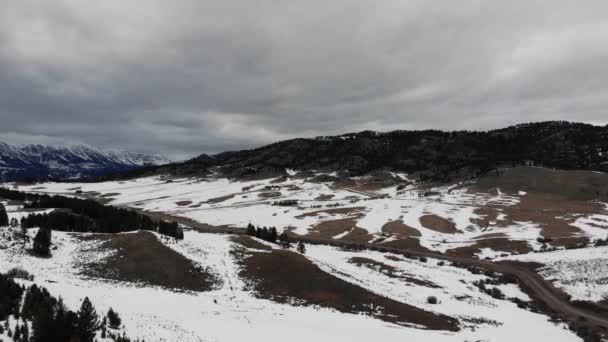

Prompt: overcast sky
xmin=1 ymin=1 xmax=607 ymax=159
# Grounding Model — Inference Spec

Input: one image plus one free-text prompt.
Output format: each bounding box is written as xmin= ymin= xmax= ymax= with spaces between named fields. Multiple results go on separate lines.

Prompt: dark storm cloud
xmin=1 ymin=1 xmax=607 ymax=159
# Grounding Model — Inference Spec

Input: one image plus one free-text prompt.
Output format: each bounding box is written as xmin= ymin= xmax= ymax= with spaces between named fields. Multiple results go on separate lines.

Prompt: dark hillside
xmin=101 ymin=121 xmax=608 ymax=182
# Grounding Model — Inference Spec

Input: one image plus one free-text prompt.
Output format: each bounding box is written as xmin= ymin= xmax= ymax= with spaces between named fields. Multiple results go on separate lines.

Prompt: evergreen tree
xmin=0 ymin=203 xmax=8 ymax=227
xmin=297 ymin=241 xmax=306 ymax=254
xmin=107 ymin=308 xmax=122 ymax=329
xmin=76 ymin=297 xmax=99 ymax=342
xmin=270 ymin=227 xmax=278 ymax=243
xmin=175 ymin=226 xmax=184 ymax=240
xmin=246 ymin=223 xmax=256 ymax=236
xmin=33 ymin=228 xmax=51 ymax=256
xmin=279 ymin=231 xmax=290 ymax=247
xmin=20 ymin=224 xmax=28 ymax=250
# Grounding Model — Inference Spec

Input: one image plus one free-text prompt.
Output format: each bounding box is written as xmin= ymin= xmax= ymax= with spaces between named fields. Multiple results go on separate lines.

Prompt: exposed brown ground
xmin=79 ymin=231 xmax=220 ymax=291
xmin=349 ymin=257 xmax=440 ymax=288
xmin=230 ymin=235 xmax=272 ymax=251
xmin=100 ymin=192 xmax=121 ymax=198
xmin=308 ymin=218 xmax=359 ymax=239
xmin=379 ymin=237 xmax=433 ymax=254
xmin=466 ymin=167 xmax=608 ymax=247
xmin=382 ymin=220 xmax=421 ymax=237
xmin=473 ymin=233 xmax=507 ymax=239
xmin=315 ymin=194 xmax=335 ymax=200
xmin=447 ymin=238 xmax=532 ymax=258
xmin=296 ymin=207 xmax=365 ymax=219
xmin=419 ymin=215 xmax=458 ymax=234
xmin=470 ymin=207 xmax=501 ymax=229
xmin=175 ymin=200 xmax=193 ymax=206
xmin=270 ymin=176 xmax=288 ymax=184
xmin=258 ymin=191 xmax=282 ymax=198
xmin=237 ymin=249 xmax=458 ymax=330
xmin=206 ymin=194 xmax=236 ymax=204
xmin=242 ymin=185 xmax=257 ymax=191
xmin=472 ymin=166 xmax=608 ymax=201
xmin=499 ymin=193 xmax=602 ymax=246
xmin=339 ymin=227 xmax=373 ymax=243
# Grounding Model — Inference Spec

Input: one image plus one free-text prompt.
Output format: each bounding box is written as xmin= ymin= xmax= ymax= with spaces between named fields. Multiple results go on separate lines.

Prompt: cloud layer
xmin=1 ymin=1 xmax=607 ymax=159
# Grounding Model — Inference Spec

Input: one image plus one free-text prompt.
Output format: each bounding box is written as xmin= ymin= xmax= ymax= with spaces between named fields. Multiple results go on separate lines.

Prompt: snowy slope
xmin=499 ymin=246 xmax=608 ymax=302
xmin=0 ymin=222 xmax=579 ymax=342
xmin=14 ymin=174 xmax=607 ymax=255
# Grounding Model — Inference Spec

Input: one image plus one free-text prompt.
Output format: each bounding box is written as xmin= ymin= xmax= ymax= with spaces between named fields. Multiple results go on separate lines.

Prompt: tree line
xmin=0 ymin=272 xmax=140 ymax=342
xmin=245 ymin=223 xmax=305 ymax=253
xmin=0 ymin=188 xmax=184 ymax=240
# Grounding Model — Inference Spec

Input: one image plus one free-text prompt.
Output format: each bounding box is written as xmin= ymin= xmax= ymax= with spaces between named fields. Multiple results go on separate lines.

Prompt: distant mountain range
xmin=0 ymin=142 xmax=170 ymax=182
xmin=106 ymin=121 xmax=608 ymax=182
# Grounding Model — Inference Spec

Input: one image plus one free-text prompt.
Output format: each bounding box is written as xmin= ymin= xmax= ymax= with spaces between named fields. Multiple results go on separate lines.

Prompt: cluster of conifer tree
xmin=0 ymin=273 xmax=140 ymax=342
xmin=0 ymin=203 xmax=8 ymax=226
xmin=246 ymin=223 xmax=290 ymax=246
xmin=0 ymin=188 xmax=183 ymax=239
xmin=158 ymin=220 xmax=184 ymax=240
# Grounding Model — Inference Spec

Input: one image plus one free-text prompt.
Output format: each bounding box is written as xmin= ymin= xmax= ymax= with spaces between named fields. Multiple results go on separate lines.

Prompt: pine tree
xmin=20 ymin=224 xmax=28 ymax=250
xmin=279 ymin=231 xmax=290 ymax=247
xmin=175 ymin=226 xmax=184 ymax=240
xmin=33 ymin=228 xmax=51 ymax=256
xmin=246 ymin=223 xmax=256 ymax=236
xmin=107 ymin=308 xmax=121 ymax=329
xmin=297 ymin=241 xmax=306 ymax=254
xmin=270 ymin=227 xmax=278 ymax=243
xmin=0 ymin=204 xmax=8 ymax=227
xmin=76 ymin=297 xmax=100 ymax=342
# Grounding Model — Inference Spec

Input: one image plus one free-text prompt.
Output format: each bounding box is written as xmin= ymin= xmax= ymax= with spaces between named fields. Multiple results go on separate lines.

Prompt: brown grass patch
xmin=100 ymin=192 xmax=121 ymax=198
xmin=473 ymin=233 xmax=507 ymax=239
xmin=258 ymin=191 xmax=282 ymax=198
xmin=206 ymin=194 xmax=236 ymax=204
xmin=339 ymin=227 xmax=373 ymax=243
xmin=270 ymin=176 xmax=288 ymax=184
xmin=308 ymin=219 xmax=359 ymax=239
xmin=238 ymin=249 xmax=458 ymax=330
xmin=230 ymin=235 xmax=272 ymax=251
xmin=379 ymin=237 xmax=433 ymax=254
xmin=470 ymin=207 xmax=500 ymax=229
xmin=315 ymin=194 xmax=335 ymax=200
xmin=499 ymin=193 xmax=602 ymax=245
xmin=242 ymin=185 xmax=257 ymax=191
xmin=175 ymin=200 xmax=193 ymax=206
xmin=419 ymin=215 xmax=458 ymax=234
xmin=447 ymin=238 xmax=532 ymax=258
xmin=473 ymin=166 xmax=608 ymax=201
xmin=80 ymin=231 xmax=220 ymax=291
xmin=382 ymin=220 xmax=421 ymax=237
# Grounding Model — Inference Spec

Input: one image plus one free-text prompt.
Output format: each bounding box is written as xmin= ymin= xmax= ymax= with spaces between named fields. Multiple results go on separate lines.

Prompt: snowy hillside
xmin=0 ymin=202 xmax=580 ymax=342
xmin=0 ymin=142 xmax=170 ymax=181
xmin=14 ymin=169 xmax=608 ymax=257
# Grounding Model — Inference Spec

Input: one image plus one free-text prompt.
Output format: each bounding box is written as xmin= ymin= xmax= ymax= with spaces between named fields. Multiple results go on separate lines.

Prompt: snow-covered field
xmin=0 ymin=229 xmax=580 ymax=342
xmin=0 ymin=201 xmax=581 ymax=342
xmin=11 ymin=173 xmax=606 ymax=255
xmin=500 ymin=246 xmax=608 ymax=302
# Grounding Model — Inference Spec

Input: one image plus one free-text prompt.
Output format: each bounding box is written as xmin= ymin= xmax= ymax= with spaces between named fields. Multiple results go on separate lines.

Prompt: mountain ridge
xmin=0 ymin=142 xmax=170 ymax=181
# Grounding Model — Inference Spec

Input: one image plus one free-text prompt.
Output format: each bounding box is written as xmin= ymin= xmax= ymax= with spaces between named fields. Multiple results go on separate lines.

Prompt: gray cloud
xmin=1 ymin=1 xmax=607 ymax=160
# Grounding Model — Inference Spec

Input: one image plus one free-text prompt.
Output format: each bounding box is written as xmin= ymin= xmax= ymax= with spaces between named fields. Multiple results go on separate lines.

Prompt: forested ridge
xmin=100 ymin=121 xmax=608 ymax=182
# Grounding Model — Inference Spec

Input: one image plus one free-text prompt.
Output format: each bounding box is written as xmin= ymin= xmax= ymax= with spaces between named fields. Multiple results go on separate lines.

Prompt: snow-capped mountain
xmin=0 ymin=142 xmax=170 ymax=181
